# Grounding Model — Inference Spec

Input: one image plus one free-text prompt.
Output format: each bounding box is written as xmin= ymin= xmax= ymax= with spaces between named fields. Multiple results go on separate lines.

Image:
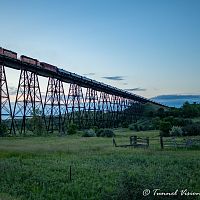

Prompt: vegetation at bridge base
xmin=0 ymin=122 xmax=8 ymax=137
xmin=2 ymin=101 xmax=200 ymax=138
xmin=67 ymin=123 xmax=78 ymax=135
xmin=0 ymin=129 xmax=199 ymax=200
xmin=82 ymin=129 xmax=96 ymax=137
xmin=27 ymin=109 xmax=47 ymax=136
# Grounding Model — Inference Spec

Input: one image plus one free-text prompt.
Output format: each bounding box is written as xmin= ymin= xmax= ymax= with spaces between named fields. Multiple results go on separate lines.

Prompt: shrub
xmin=67 ymin=123 xmax=77 ymax=135
xmin=156 ymin=107 xmax=165 ymax=118
xmin=169 ymin=126 xmax=183 ymax=137
xmin=103 ymin=129 xmax=115 ymax=137
xmin=82 ymin=129 xmax=96 ymax=137
xmin=182 ymin=123 xmax=200 ymax=136
xmin=159 ymin=121 xmax=172 ymax=137
xmin=91 ymin=126 xmax=98 ymax=133
xmin=121 ymin=121 xmax=129 ymax=128
xmin=96 ymin=129 xmax=104 ymax=137
xmin=96 ymin=129 xmax=115 ymax=137
xmin=0 ymin=123 xmax=8 ymax=137
xmin=134 ymin=124 xmax=140 ymax=131
xmin=152 ymin=117 xmax=161 ymax=129
xmin=164 ymin=116 xmax=175 ymax=124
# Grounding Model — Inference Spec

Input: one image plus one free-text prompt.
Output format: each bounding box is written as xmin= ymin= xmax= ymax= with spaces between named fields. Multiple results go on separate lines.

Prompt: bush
xmin=67 ymin=123 xmax=77 ymax=135
xmin=121 ymin=121 xmax=129 ymax=128
xmin=159 ymin=121 xmax=172 ymax=137
xmin=91 ymin=126 xmax=98 ymax=133
xmin=169 ymin=126 xmax=183 ymax=137
xmin=82 ymin=129 xmax=96 ymax=137
xmin=96 ymin=129 xmax=104 ymax=137
xmin=103 ymin=129 xmax=115 ymax=137
xmin=156 ymin=107 xmax=165 ymax=118
xmin=182 ymin=123 xmax=200 ymax=136
xmin=172 ymin=118 xmax=193 ymax=126
xmin=152 ymin=117 xmax=161 ymax=129
xmin=96 ymin=129 xmax=115 ymax=137
xmin=0 ymin=123 xmax=8 ymax=137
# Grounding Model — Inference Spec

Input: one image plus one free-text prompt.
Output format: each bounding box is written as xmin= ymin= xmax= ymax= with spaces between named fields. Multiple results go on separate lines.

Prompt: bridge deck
xmin=0 ymin=54 xmax=166 ymax=107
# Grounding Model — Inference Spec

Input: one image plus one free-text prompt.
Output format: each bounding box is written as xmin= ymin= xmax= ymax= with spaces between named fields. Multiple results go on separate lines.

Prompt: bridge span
xmin=0 ymin=48 xmax=167 ymax=135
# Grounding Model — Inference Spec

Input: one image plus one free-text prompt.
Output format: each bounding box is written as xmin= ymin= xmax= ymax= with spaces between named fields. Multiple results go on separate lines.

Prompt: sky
xmin=1 ymin=0 xmax=200 ymax=99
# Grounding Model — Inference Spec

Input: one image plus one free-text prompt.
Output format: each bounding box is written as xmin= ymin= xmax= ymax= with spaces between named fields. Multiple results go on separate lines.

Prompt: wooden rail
xmin=160 ymin=136 xmax=200 ymax=149
xmin=113 ymin=135 xmax=200 ymax=149
xmin=113 ymin=136 xmax=149 ymax=148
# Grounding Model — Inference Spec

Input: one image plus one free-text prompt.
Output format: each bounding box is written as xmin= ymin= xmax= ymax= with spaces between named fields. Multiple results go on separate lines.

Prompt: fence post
xmin=130 ymin=136 xmax=133 ymax=145
xmin=113 ymin=137 xmax=117 ymax=147
xmin=146 ymin=137 xmax=149 ymax=147
xmin=133 ymin=136 xmax=137 ymax=147
xmin=69 ymin=165 xmax=72 ymax=181
xmin=160 ymin=136 xmax=164 ymax=149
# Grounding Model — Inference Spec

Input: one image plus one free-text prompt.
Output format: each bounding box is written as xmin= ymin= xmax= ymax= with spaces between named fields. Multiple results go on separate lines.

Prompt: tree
xmin=159 ymin=121 xmax=172 ymax=137
xmin=0 ymin=123 xmax=8 ymax=137
xmin=182 ymin=102 xmax=199 ymax=118
xmin=157 ymin=107 xmax=165 ymax=118
xmin=29 ymin=109 xmax=46 ymax=136
xmin=67 ymin=123 xmax=77 ymax=135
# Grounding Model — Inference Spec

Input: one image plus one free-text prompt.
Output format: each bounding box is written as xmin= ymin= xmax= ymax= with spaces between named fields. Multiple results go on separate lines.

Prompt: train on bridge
xmin=0 ymin=47 xmax=160 ymax=101
xmin=0 ymin=46 xmax=167 ymax=135
xmin=0 ymin=47 xmax=118 ymax=92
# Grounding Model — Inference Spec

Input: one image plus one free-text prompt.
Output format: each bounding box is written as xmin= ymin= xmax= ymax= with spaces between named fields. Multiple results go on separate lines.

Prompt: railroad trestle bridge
xmin=0 ymin=48 xmax=165 ymax=135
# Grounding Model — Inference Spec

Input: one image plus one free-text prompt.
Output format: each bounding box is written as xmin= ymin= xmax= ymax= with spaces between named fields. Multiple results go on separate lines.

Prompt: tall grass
xmin=0 ymin=129 xmax=200 ymax=199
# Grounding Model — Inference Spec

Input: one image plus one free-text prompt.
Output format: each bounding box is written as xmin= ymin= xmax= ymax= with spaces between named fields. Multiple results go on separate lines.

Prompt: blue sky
xmin=1 ymin=0 xmax=200 ymax=98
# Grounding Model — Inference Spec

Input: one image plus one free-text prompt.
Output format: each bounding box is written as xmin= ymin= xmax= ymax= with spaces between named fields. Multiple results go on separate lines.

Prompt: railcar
xmin=0 ymin=47 xmax=17 ymax=59
xmin=72 ymin=73 xmax=81 ymax=79
xmin=100 ymin=82 xmax=107 ymax=87
xmin=40 ymin=62 xmax=58 ymax=73
xmin=93 ymin=80 xmax=99 ymax=84
xmin=20 ymin=55 xmax=38 ymax=65
xmin=58 ymin=68 xmax=71 ymax=76
xmin=82 ymin=76 xmax=91 ymax=82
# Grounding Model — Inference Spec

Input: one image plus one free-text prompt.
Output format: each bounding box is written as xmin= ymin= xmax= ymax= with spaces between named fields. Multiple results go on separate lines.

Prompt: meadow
xmin=0 ymin=129 xmax=200 ymax=200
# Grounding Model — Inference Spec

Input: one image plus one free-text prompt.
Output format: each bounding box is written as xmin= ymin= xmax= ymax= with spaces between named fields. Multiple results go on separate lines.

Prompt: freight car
xmin=82 ymin=76 xmax=91 ymax=82
xmin=0 ymin=47 xmax=17 ymax=59
xmin=58 ymin=68 xmax=71 ymax=76
xmin=40 ymin=62 xmax=58 ymax=73
xmin=72 ymin=73 xmax=82 ymax=79
xmin=20 ymin=55 xmax=39 ymax=66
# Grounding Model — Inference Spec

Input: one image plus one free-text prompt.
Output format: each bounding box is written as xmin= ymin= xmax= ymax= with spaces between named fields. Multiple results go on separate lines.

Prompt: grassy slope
xmin=0 ymin=129 xmax=200 ymax=200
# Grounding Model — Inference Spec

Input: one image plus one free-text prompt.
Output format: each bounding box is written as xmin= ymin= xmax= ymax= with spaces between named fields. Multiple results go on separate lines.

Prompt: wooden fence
xmin=113 ymin=135 xmax=149 ymax=148
xmin=113 ymin=135 xmax=200 ymax=149
xmin=160 ymin=136 xmax=200 ymax=149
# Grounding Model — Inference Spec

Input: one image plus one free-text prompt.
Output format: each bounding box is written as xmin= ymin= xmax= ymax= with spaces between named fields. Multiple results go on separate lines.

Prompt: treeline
xmin=130 ymin=102 xmax=200 ymax=137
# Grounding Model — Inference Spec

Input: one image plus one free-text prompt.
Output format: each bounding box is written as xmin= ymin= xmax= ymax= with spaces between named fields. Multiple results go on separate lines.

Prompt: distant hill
xmin=151 ymin=95 xmax=200 ymax=108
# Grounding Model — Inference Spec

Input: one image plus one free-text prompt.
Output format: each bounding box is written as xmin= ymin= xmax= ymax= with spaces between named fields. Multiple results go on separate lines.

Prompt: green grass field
xmin=0 ymin=129 xmax=200 ymax=200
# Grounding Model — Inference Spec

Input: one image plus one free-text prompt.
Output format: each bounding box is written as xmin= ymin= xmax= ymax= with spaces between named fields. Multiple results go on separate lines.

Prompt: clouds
xmin=125 ymin=88 xmax=146 ymax=92
xmin=102 ymin=76 xmax=124 ymax=81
